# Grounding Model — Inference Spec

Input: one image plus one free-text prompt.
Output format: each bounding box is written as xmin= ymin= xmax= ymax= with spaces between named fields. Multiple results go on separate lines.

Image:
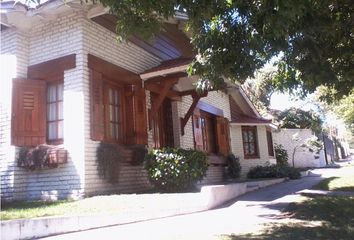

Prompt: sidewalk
xmin=1 ymin=178 xmax=285 ymax=240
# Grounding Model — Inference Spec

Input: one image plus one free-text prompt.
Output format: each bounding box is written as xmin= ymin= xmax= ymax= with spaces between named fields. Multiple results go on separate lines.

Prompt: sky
xmin=270 ymin=92 xmax=316 ymax=111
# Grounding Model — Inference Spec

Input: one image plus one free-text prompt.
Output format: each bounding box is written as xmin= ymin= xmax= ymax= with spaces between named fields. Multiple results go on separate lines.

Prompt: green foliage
xmin=144 ymin=147 xmax=208 ymax=192
xmin=96 ymin=143 xmax=122 ymax=183
xmin=242 ymin=69 xmax=276 ymax=115
xmin=305 ymin=136 xmax=323 ymax=154
xmin=94 ymin=0 xmax=354 ymax=98
xmin=247 ymin=165 xmax=300 ymax=180
xmin=225 ymin=154 xmax=241 ymax=179
xmin=276 ymin=108 xmax=323 ymax=134
xmin=274 ymin=144 xmax=289 ymax=166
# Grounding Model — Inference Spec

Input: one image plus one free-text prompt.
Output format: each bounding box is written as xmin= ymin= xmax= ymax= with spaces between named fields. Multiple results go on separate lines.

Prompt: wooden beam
xmin=150 ymin=78 xmax=178 ymax=121
xmin=88 ymin=54 xmax=141 ymax=85
xmin=145 ymin=82 xmax=181 ymax=101
xmin=28 ymin=54 xmax=76 ymax=79
xmin=143 ymin=72 xmax=187 ymax=84
xmin=180 ymin=91 xmax=208 ymax=135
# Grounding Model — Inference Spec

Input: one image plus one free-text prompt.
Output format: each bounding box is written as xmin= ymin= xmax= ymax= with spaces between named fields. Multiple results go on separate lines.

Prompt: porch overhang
xmin=229 ymin=114 xmax=277 ymax=129
xmin=140 ymin=58 xmax=192 ymax=81
xmin=141 ymin=58 xmax=209 ymax=135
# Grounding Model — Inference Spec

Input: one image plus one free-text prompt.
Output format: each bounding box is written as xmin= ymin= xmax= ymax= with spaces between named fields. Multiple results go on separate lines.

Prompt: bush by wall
xmin=247 ymin=164 xmax=301 ymax=180
xmin=144 ymin=148 xmax=208 ymax=192
xmin=274 ymin=144 xmax=289 ymax=166
xmin=226 ymin=154 xmax=241 ymax=179
xmin=96 ymin=143 xmax=122 ymax=183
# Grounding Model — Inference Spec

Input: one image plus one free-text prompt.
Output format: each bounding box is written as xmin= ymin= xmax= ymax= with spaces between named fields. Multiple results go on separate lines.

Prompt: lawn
xmin=1 ymin=195 xmax=147 ymax=221
xmin=313 ymin=173 xmax=354 ymax=192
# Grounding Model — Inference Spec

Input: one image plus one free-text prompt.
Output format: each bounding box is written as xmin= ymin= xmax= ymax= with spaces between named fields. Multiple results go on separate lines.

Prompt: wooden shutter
xmin=216 ymin=117 xmax=230 ymax=156
xmin=12 ymin=79 xmax=46 ymax=146
xmin=193 ymin=108 xmax=203 ymax=151
xmin=90 ymin=70 xmax=104 ymax=141
xmin=133 ymin=85 xmax=148 ymax=145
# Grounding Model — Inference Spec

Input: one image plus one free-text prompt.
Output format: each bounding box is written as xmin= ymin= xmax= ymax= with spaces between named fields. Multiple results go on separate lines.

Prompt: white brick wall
xmin=273 ymin=129 xmax=325 ymax=168
xmin=81 ymin=17 xmax=160 ymax=195
xmin=230 ymin=125 xmax=276 ymax=177
xmin=1 ymin=29 xmax=17 ymax=201
xmin=1 ymin=12 xmax=87 ymax=201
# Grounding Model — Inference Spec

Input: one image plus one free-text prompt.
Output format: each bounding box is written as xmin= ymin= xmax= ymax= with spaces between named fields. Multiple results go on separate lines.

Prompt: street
xmin=39 ymin=166 xmax=352 ymax=240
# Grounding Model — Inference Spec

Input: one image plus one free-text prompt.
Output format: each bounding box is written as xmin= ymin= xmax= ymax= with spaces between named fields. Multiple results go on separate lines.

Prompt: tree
xmin=242 ymin=69 xmax=276 ymax=115
xmin=275 ymin=108 xmax=323 ymax=134
xmin=95 ymin=0 xmax=354 ymax=98
xmin=313 ymin=86 xmax=354 ymax=147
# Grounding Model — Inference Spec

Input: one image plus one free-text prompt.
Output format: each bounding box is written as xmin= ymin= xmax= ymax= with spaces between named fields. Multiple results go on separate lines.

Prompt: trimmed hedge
xmin=247 ymin=164 xmax=301 ymax=180
xmin=144 ymin=147 xmax=208 ymax=192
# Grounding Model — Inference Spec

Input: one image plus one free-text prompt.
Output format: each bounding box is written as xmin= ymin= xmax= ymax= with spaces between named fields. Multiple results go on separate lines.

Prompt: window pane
xmin=109 ymin=105 xmax=114 ymax=121
xmin=57 ymin=84 xmax=63 ymax=101
xmin=109 ymin=89 xmax=113 ymax=104
xmin=47 ymin=85 xmax=57 ymax=102
xmin=244 ymin=144 xmax=249 ymax=155
xmin=48 ymin=103 xmax=57 ymax=121
xmin=248 ymin=131 xmax=254 ymax=141
xmin=57 ymin=121 xmax=63 ymax=139
xmin=58 ymin=101 xmax=63 ymax=119
xmin=115 ymin=124 xmax=119 ymax=139
xmin=242 ymin=131 xmax=248 ymax=142
xmin=115 ymin=105 xmax=119 ymax=122
xmin=114 ymin=90 xmax=119 ymax=105
xmin=48 ymin=122 xmax=56 ymax=140
xmin=249 ymin=143 xmax=255 ymax=155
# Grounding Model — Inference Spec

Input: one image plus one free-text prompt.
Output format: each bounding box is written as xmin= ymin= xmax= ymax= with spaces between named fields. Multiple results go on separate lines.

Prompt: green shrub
xmin=226 ymin=154 xmax=241 ymax=179
xmin=274 ymin=144 xmax=289 ymax=166
xmin=247 ymin=164 xmax=301 ymax=180
xmin=97 ymin=143 xmax=122 ymax=183
xmin=144 ymin=147 xmax=208 ymax=192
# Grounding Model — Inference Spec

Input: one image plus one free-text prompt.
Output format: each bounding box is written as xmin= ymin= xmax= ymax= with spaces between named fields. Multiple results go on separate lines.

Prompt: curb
xmin=1 ymin=178 xmax=285 ymax=240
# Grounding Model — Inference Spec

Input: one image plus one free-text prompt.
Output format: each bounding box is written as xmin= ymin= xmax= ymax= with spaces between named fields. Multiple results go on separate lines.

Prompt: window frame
xmin=46 ymin=81 xmax=64 ymax=145
xmin=102 ymin=81 xmax=125 ymax=144
xmin=241 ymin=126 xmax=259 ymax=159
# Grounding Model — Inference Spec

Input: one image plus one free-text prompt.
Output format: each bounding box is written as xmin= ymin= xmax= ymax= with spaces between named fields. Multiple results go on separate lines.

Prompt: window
xmin=242 ymin=126 xmax=259 ymax=158
xmin=193 ymin=107 xmax=230 ymax=156
xmin=104 ymin=85 xmax=123 ymax=142
xmin=89 ymin=67 xmax=148 ymax=145
xmin=267 ymin=129 xmax=274 ymax=156
xmin=47 ymin=82 xmax=64 ymax=142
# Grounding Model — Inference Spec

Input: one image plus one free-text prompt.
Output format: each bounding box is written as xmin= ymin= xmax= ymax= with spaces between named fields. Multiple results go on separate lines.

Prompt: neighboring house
xmin=0 ymin=0 xmax=276 ymax=201
xmin=273 ymin=129 xmax=328 ymax=168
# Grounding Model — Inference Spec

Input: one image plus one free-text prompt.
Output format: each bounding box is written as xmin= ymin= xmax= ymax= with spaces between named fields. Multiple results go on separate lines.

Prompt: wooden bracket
xmin=180 ymin=91 xmax=207 ymax=135
xmin=150 ymin=78 xmax=178 ymax=122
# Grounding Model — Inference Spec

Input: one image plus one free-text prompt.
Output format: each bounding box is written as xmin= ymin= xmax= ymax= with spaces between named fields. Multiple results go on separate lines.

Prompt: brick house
xmin=0 ymin=0 xmax=276 ymax=201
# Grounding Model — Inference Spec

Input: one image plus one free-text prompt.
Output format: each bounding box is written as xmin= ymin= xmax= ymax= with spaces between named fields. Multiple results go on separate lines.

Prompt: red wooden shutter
xmin=12 ymin=79 xmax=46 ymax=146
xmin=133 ymin=85 xmax=148 ymax=145
xmin=193 ymin=108 xmax=203 ymax=151
xmin=216 ymin=117 xmax=230 ymax=156
xmin=90 ymin=70 xmax=104 ymax=141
